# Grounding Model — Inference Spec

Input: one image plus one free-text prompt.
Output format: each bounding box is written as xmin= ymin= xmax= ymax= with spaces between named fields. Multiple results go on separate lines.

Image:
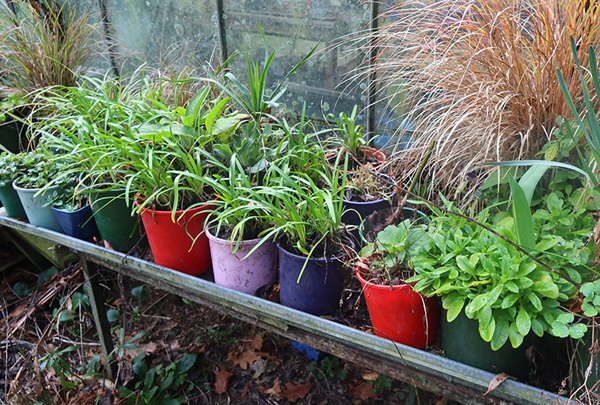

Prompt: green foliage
xmin=119 ymin=352 xmax=197 ymax=405
xmin=307 ymin=356 xmax=346 ymax=381
xmin=358 ymin=220 xmax=432 ymax=285
xmin=407 ymin=203 xmax=587 ymax=350
xmin=329 ymin=105 xmax=370 ymax=161
xmin=52 ymin=291 xmax=90 ymax=324
xmin=371 ymin=374 xmax=393 ymax=394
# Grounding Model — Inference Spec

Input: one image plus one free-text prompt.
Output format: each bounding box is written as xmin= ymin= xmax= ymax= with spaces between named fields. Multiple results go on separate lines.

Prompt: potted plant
xmin=126 ymin=83 xmax=246 ymax=275
xmin=12 ymin=152 xmax=70 ymax=232
xmin=355 ymin=220 xmax=437 ymax=349
xmin=246 ymin=156 xmax=351 ymax=316
xmin=406 ymin=203 xmax=583 ymax=379
xmin=0 ymin=0 xmax=97 ymax=150
xmin=341 ymin=163 xmax=397 ymax=246
xmin=47 ymin=183 xmax=100 ymax=241
xmin=0 ymin=152 xmax=27 ymax=218
xmin=325 ymin=105 xmax=386 ymax=172
xmin=203 ymin=154 xmax=278 ymax=295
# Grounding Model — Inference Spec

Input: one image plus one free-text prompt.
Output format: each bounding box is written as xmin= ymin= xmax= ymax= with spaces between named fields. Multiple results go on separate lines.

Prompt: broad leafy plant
xmin=407 ymin=204 xmax=582 ymax=350
xmin=357 ymin=220 xmax=432 ymax=286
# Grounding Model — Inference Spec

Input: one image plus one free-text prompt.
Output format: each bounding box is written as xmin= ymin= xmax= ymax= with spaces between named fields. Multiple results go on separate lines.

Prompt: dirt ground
xmin=1 ymin=231 xmax=450 ymax=405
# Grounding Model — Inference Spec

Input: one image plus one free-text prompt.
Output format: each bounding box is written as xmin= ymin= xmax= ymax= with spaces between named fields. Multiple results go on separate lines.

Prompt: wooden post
xmin=80 ymin=254 xmax=116 ymax=379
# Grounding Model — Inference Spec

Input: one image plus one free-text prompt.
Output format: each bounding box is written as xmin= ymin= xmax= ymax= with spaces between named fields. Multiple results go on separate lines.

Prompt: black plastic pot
xmin=570 ymin=327 xmax=600 ymax=392
xmin=52 ymin=204 xmax=100 ymax=241
xmin=277 ymin=238 xmax=345 ymax=316
xmin=342 ymin=172 xmax=396 ymax=247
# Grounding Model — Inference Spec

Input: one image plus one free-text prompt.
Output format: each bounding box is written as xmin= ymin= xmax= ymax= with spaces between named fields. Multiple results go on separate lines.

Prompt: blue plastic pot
xmin=278 ymin=239 xmax=345 ymax=316
xmin=52 ymin=204 xmax=100 ymax=241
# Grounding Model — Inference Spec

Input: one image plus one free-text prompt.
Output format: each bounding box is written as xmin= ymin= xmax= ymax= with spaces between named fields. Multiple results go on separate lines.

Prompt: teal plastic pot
xmin=89 ymin=190 xmax=141 ymax=252
xmin=571 ymin=327 xmax=600 ymax=392
xmin=441 ymin=310 xmax=532 ymax=379
xmin=12 ymin=182 xmax=63 ymax=232
xmin=0 ymin=182 xmax=26 ymax=219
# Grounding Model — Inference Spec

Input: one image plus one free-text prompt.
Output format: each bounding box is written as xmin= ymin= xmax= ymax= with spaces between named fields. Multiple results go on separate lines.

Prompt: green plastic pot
xmin=0 ymin=182 xmax=26 ymax=219
xmin=441 ymin=310 xmax=532 ymax=379
xmin=13 ymin=182 xmax=63 ymax=232
xmin=89 ymin=190 xmax=141 ymax=252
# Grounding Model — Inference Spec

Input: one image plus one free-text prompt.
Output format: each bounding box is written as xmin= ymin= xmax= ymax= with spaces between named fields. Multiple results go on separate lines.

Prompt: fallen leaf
xmin=362 ymin=370 xmax=379 ymax=381
xmin=483 ymin=373 xmax=514 ymax=395
xmin=252 ymin=334 xmax=263 ymax=351
xmin=124 ymin=342 xmax=158 ymax=359
xmin=349 ymin=382 xmax=377 ymax=400
xmin=282 ymin=382 xmax=312 ymax=403
xmin=262 ymin=378 xmax=282 ymax=397
xmin=251 ymin=359 xmax=267 ymax=379
xmin=227 ymin=349 xmax=264 ymax=370
xmin=213 ymin=366 xmax=233 ymax=395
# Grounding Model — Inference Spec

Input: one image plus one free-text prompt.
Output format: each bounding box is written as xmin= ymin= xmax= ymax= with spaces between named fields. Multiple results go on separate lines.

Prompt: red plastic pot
xmin=139 ymin=202 xmax=214 ymax=276
xmin=356 ymin=270 xmax=437 ymax=349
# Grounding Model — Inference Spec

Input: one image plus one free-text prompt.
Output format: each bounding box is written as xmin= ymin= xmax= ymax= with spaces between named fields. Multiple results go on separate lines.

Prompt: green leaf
xmin=531 ymin=318 xmax=545 ymax=337
xmin=175 ymin=353 xmax=197 ymax=373
xmin=106 ymin=309 xmax=120 ymax=323
xmin=505 ymin=281 xmax=519 ymax=293
xmin=479 ymin=315 xmax=495 ymax=342
xmin=478 ymin=305 xmax=493 ymax=328
xmin=581 ymin=302 xmax=599 ymax=317
xmin=509 ymin=176 xmax=536 ymax=250
xmin=508 ymin=324 xmax=525 ymax=348
xmin=581 ymin=282 xmax=596 ymax=297
xmin=526 ymin=292 xmax=543 ymax=312
xmin=444 ymin=293 xmax=466 ymax=322
xmin=556 ymin=312 xmax=575 ymax=324
xmin=491 ymin=319 xmax=510 ymax=350
xmin=465 ymin=294 xmax=489 ymax=317
xmin=516 ymin=306 xmax=531 ymax=336
xmin=569 ymin=324 xmax=588 ymax=339
xmin=456 ymin=255 xmax=475 ymax=275
xmin=501 ymin=293 xmax=519 ymax=309
xmin=532 ymin=281 xmax=559 ymax=299
xmin=551 ymin=321 xmax=570 ymax=338
xmin=519 ymin=165 xmax=550 ymax=205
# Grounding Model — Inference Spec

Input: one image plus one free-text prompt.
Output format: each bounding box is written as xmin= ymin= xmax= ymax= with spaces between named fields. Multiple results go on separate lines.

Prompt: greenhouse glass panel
xmin=102 ymin=0 xmax=218 ymax=73
xmin=223 ymin=0 xmax=371 ymax=122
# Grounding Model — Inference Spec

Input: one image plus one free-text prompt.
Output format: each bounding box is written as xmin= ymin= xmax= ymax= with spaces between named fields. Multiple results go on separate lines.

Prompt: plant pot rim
xmin=135 ymin=197 xmax=215 ymax=217
xmin=356 ymin=268 xmax=413 ymax=291
xmin=206 ymin=224 xmax=266 ymax=246
xmin=12 ymin=180 xmax=57 ymax=192
xmin=276 ymin=235 xmax=346 ymax=262
xmin=51 ymin=203 xmax=91 ymax=214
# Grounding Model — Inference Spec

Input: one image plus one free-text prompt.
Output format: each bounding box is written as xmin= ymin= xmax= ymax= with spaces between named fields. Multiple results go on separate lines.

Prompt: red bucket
xmin=357 ymin=270 xmax=437 ymax=349
xmin=139 ymin=202 xmax=214 ymax=276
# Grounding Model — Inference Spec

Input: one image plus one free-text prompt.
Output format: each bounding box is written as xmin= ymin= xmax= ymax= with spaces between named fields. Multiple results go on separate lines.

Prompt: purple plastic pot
xmin=207 ymin=227 xmax=277 ymax=295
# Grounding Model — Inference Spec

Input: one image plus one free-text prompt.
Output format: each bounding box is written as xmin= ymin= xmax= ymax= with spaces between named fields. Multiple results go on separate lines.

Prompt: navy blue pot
xmin=52 ymin=204 xmax=100 ymax=241
xmin=277 ymin=239 xmax=345 ymax=316
xmin=342 ymin=173 xmax=397 ymax=247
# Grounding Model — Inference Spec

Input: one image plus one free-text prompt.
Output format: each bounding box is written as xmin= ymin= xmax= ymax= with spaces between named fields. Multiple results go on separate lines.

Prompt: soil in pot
xmin=277 ymin=237 xmax=347 ymax=316
xmin=52 ymin=204 xmax=100 ymax=241
xmin=89 ymin=190 xmax=142 ymax=252
xmin=0 ymin=182 xmax=27 ymax=219
xmin=13 ymin=183 xmax=63 ymax=232
xmin=441 ymin=310 xmax=533 ymax=380
xmin=342 ymin=169 xmax=397 ymax=247
xmin=356 ymin=269 xmax=437 ymax=349
xmin=206 ymin=226 xmax=277 ymax=295
xmin=139 ymin=202 xmax=214 ymax=276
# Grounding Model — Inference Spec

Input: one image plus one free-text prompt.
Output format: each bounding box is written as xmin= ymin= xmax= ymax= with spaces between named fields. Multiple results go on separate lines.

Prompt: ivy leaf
xmin=569 ymin=324 xmax=588 ymax=339
xmin=580 ymin=282 xmax=595 ymax=297
xmin=551 ymin=321 xmax=570 ymax=338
